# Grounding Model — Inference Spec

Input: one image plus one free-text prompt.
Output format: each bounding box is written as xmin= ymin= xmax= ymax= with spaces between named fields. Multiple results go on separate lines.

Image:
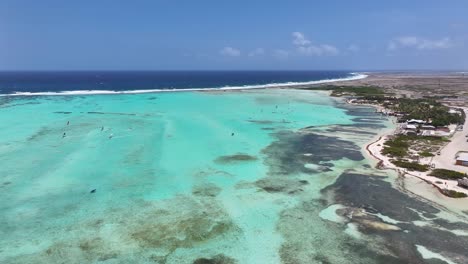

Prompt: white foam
xmin=415 ymin=245 xmax=456 ymax=264
xmin=371 ymin=213 xmax=403 ymax=224
xmin=0 ymin=73 xmax=368 ymax=97
xmin=319 ymin=204 xmax=346 ymax=223
xmin=344 ymin=222 xmax=363 ymax=239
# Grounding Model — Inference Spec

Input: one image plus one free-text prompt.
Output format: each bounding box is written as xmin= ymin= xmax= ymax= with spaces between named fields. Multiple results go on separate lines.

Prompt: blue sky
xmin=1 ymin=0 xmax=467 ymax=70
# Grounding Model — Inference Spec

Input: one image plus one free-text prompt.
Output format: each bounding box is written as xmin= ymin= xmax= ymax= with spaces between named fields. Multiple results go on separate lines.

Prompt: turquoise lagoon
xmin=1 ymin=89 xmax=467 ymax=264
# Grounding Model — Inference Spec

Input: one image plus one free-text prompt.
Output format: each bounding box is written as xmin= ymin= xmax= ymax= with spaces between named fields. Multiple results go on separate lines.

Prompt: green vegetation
xmin=382 ymin=135 xmax=446 ymax=158
xmin=419 ymin=151 xmax=435 ymax=157
xmin=313 ymin=85 xmax=466 ymax=127
xmin=302 ymin=85 xmax=385 ymax=97
xmin=329 ymin=86 xmax=384 ymax=97
xmin=391 ymin=160 xmax=429 ymax=172
xmin=382 ymin=147 xmax=407 ymax=158
xmin=382 ymin=137 xmax=409 ymax=158
xmin=366 ymin=97 xmax=464 ymax=126
xmin=429 ymin=169 xmax=466 ymax=180
xmin=303 ymin=85 xmax=465 ymax=127
xmin=423 ymin=95 xmax=458 ymax=99
xmin=442 ymin=189 xmax=468 ymax=198
xmin=394 ymin=99 xmax=464 ymax=126
xmin=382 ymin=135 xmax=448 ymax=171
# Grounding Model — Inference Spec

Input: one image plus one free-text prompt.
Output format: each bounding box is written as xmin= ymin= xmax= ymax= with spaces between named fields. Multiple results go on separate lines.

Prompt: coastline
xmin=367 ymin=135 xmax=468 ymax=194
xmin=2 ymin=73 xmax=468 ymax=263
xmin=5 ymin=70 xmax=466 ymax=201
xmin=358 ymin=102 xmax=468 ymax=199
xmin=0 ymin=72 xmax=368 ymax=97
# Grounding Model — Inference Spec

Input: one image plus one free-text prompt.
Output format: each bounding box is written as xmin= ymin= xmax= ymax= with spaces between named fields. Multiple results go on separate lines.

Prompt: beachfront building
xmin=420 ymin=125 xmax=436 ymax=136
xmin=400 ymin=124 xmax=418 ymax=135
xmin=455 ymin=152 xmax=468 ymax=167
xmin=421 ymin=125 xmax=435 ymax=130
xmin=407 ymin=119 xmax=426 ymax=125
xmin=402 ymin=124 xmax=417 ymax=131
xmin=436 ymin=127 xmax=451 ymax=133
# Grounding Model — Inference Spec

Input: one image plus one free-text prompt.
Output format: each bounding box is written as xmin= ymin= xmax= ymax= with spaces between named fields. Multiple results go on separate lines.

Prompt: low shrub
xmin=391 ymin=160 xmax=429 ymax=172
xmin=419 ymin=151 xmax=435 ymax=157
xmin=382 ymin=146 xmax=407 ymax=157
xmin=429 ymin=169 xmax=466 ymax=180
xmin=442 ymin=189 xmax=468 ymax=198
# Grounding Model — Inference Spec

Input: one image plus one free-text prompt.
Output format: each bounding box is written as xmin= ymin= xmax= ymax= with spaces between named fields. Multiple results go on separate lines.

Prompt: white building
xmin=407 ymin=119 xmax=426 ymax=125
xmin=456 ymin=152 xmax=468 ymax=167
xmin=403 ymin=124 xmax=417 ymax=130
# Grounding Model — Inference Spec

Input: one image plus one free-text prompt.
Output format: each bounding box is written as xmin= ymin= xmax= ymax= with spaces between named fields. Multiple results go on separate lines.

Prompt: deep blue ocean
xmin=0 ymin=71 xmax=359 ymax=95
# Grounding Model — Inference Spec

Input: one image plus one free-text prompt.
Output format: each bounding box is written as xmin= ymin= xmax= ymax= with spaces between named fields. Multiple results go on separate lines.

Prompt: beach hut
xmin=420 ymin=125 xmax=435 ymax=131
xmin=455 ymin=152 xmax=468 ymax=167
xmin=436 ymin=127 xmax=450 ymax=133
xmin=421 ymin=130 xmax=436 ymax=136
xmin=407 ymin=119 xmax=426 ymax=125
xmin=403 ymin=124 xmax=417 ymax=130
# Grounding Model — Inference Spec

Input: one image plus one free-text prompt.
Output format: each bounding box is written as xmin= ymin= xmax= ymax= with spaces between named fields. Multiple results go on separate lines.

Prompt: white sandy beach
xmin=365 ymin=115 xmax=468 ymax=197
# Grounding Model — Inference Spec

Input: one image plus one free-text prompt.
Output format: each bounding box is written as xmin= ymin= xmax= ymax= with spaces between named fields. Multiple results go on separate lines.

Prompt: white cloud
xmin=292 ymin=31 xmax=339 ymax=56
xmin=292 ymin=32 xmax=311 ymax=46
xmin=397 ymin=36 xmax=419 ymax=46
xmin=220 ymin=47 xmax=241 ymax=57
xmin=248 ymin=48 xmax=265 ymax=57
xmin=321 ymin=44 xmax=339 ymax=55
xmin=297 ymin=46 xmax=322 ymax=56
xmin=297 ymin=44 xmax=339 ymax=56
xmin=417 ymin=38 xmax=452 ymax=50
xmin=273 ymin=49 xmax=289 ymax=59
xmin=388 ymin=36 xmax=453 ymax=51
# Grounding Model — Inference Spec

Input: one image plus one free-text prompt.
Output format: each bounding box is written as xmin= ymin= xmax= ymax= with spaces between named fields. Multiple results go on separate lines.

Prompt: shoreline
xmin=5 ymin=71 xmax=466 ymax=199
xmin=336 ymin=78 xmax=468 ymax=199
xmin=362 ymin=113 xmax=468 ymax=198
xmin=0 ymin=73 xmax=368 ymax=97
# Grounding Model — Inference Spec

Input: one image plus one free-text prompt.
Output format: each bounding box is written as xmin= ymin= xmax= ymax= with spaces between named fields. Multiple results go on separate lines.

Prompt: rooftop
xmin=407 ymin=119 xmax=426 ymax=124
xmin=404 ymin=124 xmax=417 ymax=130
xmin=456 ymin=152 xmax=468 ymax=162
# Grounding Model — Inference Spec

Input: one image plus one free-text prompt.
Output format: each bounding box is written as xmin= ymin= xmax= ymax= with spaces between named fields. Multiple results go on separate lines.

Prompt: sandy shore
xmin=366 ymin=112 xmax=468 ymax=199
xmin=330 ymin=72 xmax=468 ymax=198
xmin=365 ymin=126 xmax=468 ymax=197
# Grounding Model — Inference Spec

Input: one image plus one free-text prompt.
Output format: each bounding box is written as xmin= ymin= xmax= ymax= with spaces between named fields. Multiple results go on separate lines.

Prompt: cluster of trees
xmin=329 ymin=86 xmax=384 ymax=97
xmin=389 ymin=99 xmax=464 ymax=126
xmin=303 ymin=85 xmax=384 ymax=97
xmin=305 ymin=85 xmax=465 ymax=127
xmin=357 ymin=96 xmax=464 ymax=127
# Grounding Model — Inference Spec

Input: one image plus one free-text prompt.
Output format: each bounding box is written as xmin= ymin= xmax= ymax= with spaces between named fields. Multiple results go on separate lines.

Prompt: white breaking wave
xmin=1 ymin=73 xmax=368 ymax=97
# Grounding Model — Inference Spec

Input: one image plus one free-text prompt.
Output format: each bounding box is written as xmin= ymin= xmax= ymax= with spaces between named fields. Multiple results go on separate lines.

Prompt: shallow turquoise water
xmin=1 ymin=89 xmax=467 ymax=264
